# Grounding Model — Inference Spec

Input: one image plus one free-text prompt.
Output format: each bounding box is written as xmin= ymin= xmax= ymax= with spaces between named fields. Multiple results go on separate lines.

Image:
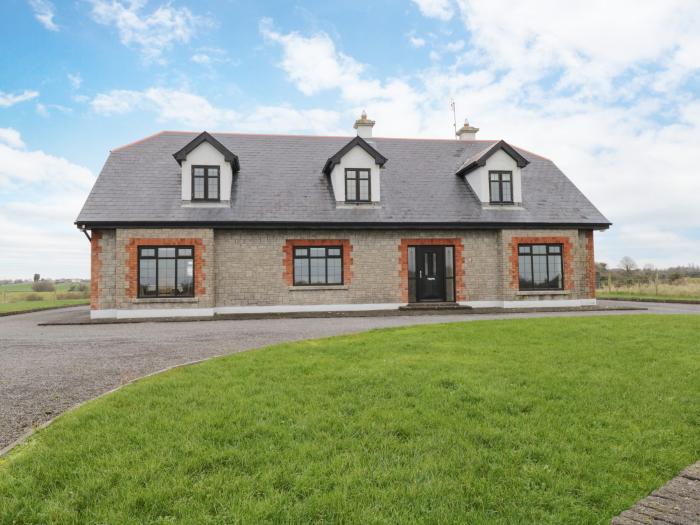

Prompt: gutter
xmin=75 ymin=220 xmax=612 ymax=231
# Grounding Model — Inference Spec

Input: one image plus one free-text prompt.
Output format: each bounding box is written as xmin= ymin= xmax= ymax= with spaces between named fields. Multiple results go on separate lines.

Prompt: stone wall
xmin=90 ymin=227 xmax=596 ymax=311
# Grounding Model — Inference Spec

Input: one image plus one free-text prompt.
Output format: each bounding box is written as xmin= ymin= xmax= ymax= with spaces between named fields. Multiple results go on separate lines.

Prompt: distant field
xmin=598 ymin=278 xmax=700 ymax=302
xmin=0 ymin=282 xmax=89 ymax=315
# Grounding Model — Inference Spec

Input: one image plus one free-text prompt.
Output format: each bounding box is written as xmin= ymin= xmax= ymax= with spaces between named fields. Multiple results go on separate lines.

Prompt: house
xmin=76 ymin=113 xmax=610 ymax=320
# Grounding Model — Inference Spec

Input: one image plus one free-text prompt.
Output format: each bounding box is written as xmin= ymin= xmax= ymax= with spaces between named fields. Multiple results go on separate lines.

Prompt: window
xmin=489 ymin=171 xmax=513 ymax=204
xmin=138 ymin=246 xmax=194 ymax=298
xmin=293 ymin=246 xmax=343 ymax=285
xmin=192 ymin=165 xmax=220 ymax=201
xmin=518 ymin=244 xmax=563 ymax=290
xmin=345 ymin=168 xmax=371 ymax=202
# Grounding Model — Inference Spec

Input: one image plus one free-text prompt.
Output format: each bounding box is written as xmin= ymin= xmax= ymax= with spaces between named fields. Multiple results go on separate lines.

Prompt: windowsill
xmin=132 ymin=297 xmax=199 ymax=304
xmin=482 ymin=203 xmax=524 ymax=210
xmin=288 ymin=285 xmax=349 ymax=291
xmin=181 ymin=201 xmax=230 ymax=208
xmin=516 ymin=290 xmax=569 ymax=296
xmin=335 ymin=202 xmax=381 ymax=209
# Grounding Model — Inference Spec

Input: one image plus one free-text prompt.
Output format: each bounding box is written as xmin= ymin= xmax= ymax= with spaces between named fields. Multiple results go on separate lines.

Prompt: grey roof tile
xmin=76 ymin=131 xmax=611 ymax=227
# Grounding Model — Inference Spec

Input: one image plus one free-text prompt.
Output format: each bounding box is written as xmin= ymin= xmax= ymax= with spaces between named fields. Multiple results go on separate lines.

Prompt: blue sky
xmin=1 ymin=0 xmax=699 ymax=278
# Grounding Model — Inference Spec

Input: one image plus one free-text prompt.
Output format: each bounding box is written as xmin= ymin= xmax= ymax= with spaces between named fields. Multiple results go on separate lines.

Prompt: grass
xmin=597 ymin=277 xmax=700 ymax=302
xmin=0 ymin=299 xmax=90 ymax=315
xmin=1 ymin=316 xmax=699 ymax=524
xmin=0 ymin=282 xmax=89 ymax=314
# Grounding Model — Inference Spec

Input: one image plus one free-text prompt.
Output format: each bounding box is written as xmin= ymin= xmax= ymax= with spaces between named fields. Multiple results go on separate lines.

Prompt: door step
xmin=399 ymin=302 xmax=471 ymax=311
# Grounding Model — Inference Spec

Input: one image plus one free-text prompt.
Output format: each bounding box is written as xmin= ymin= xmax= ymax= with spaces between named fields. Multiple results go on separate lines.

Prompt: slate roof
xmin=76 ymin=131 xmax=611 ymax=229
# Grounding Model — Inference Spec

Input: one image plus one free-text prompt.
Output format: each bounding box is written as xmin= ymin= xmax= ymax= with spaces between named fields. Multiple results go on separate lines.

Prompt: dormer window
xmin=345 ymin=168 xmax=371 ymax=202
xmin=489 ymin=171 xmax=513 ymax=204
xmin=192 ymin=165 xmax=220 ymax=201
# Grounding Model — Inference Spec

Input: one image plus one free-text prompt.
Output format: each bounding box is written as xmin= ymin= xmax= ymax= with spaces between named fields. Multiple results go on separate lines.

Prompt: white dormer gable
xmin=322 ymin=133 xmax=388 ymax=204
xmin=456 ymin=140 xmax=529 ymax=206
xmin=329 ymin=145 xmax=382 ymax=203
xmin=173 ymin=132 xmax=239 ymax=203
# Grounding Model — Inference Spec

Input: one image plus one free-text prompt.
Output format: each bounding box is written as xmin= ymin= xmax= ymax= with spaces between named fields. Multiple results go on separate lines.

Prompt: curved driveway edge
xmin=2 ymin=301 xmax=699 ymax=452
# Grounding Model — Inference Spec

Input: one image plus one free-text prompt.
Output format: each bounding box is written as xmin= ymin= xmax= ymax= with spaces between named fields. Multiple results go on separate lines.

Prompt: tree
xmin=33 ymin=273 xmax=40 ymax=282
xmin=619 ymin=256 xmax=638 ymax=274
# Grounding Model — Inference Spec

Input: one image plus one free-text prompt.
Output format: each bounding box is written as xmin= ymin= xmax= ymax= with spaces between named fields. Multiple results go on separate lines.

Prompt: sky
xmin=1 ymin=0 xmax=699 ymax=279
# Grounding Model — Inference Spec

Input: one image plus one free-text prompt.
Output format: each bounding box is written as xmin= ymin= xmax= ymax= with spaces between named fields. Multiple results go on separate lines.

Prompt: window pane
xmin=158 ymin=259 xmax=176 ymax=296
xmin=328 ymin=248 xmax=341 ymax=257
xmin=519 ymin=245 xmax=531 ymax=254
xmin=549 ymin=245 xmax=561 ymax=254
xmin=359 ymin=171 xmax=369 ymax=180
xmin=158 ymin=247 xmax=176 ymax=257
xmin=176 ymin=259 xmax=194 ymax=296
xmin=346 ymin=178 xmax=356 ymax=201
xmin=310 ymin=258 xmax=326 ymax=284
xmin=532 ymin=255 xmax=548 ymax=287
xmin=519 ymin=255 xmax=532 ymax=289
xmin=309 ymin=247 xmax=325 ymax=257
xmin=193 ymin=177 xmax=204 ymax=199
xmin=207 ymin=167 xmax=219 ymax=177
xmin=294 ymin=258 xmax=309 ymax=284
xmin=359 ymin=179 xmax=370 ymax=201
xmin=502 ymin=173 xmax=512 ymax=182
xmin=548 ymin=255 xmax=562 ymax=289
xmin=327 ymin=258 xmax=342 ymax=284
xmin=194 ymin=167 xmax=204 ymax=176
xmin=346 ymin=170 xmax=357 ymax=180
xmin=178 ymin=248 xmax=192 ymax=257
xmin=490 ymin=173 xmax=499 ymax=181
xmin=445 ymin=246 xmax=454 ymax=278
xmin=207 ymin=177 xmax=218 ymax=200
xmin=490 ymin=180 xmax=500 ymax=201
xmin=502 ymin=181 xmax=512 ymax=202
xmin=295 ymin=248 xmax=308 ymax=257
xmin=532 ymin=245 xmax=546 ymax=254
xmin=140 ymin=248 xmax=155 ymax=257
xmin=139 ymin=259 xmax=157 ymax=296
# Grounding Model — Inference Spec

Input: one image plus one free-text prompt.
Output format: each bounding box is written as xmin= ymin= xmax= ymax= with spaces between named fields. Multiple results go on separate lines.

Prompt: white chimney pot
xmin=456 ymin=118 xmax=479 ymax=141
xmin=354 ymin=110 xmax=375 ymax=139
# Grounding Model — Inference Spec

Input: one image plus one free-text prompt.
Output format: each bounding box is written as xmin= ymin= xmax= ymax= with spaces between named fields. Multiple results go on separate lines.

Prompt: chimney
xmin=354 ymin=110 xmax=375 ymax=139
xmin=456 ymin=118 xmax=479 ymax=141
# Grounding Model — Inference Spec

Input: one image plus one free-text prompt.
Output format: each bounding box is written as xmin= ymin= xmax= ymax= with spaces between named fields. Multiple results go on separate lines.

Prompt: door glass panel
xmin=432 ymin=253 xmax=437 ymax=276
xmin=445 ymin=278 xmax=455 ymax=302
xmin=407 ymin=247 xmax=416 ymax=279
xmin=445 ymin=246 xmax=454 ymax=278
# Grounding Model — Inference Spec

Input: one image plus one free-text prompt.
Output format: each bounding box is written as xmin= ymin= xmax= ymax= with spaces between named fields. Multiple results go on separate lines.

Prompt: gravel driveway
xmin=1 ymin=300 xmax=698 ymax=451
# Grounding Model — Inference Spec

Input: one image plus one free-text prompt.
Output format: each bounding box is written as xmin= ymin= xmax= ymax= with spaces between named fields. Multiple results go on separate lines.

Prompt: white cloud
xmin=0 ymin=129 xmax=94 ymax=278
xmin=88 ymin=0 xmax=201 ymax=62
xmin=28 ymin=0 xmax=58 ymax=31
xmin=445 ymin=40 xmax=464 ymax=53
xmin=259 ymin=12 xmax=700 ymax=266
xmin=408 ymin=34 xmax=426 ymax=48
xmin=0 ymin=90 xmax=39 ymax=107
xmin=0 ymin=128 xmax=25 ymax=149
xmin=411 ymin=0 xmax=454 ymax=21
xmin=91 ymin=88 xmax=344 ymax=135
xmin=68 ymin=73 xmax=82 ymax=90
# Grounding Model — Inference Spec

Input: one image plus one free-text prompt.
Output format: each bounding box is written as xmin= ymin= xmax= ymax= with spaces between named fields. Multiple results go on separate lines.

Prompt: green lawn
xmin=1 ymin=316 xmax=699 ymax=524
xmin=0 ymin=299 xmax=89 ymax=315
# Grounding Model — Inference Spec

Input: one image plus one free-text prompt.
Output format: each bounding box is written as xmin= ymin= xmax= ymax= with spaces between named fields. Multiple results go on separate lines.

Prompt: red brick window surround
xmin=283 ymin=239 xmax=353 ymax=286
xmin=125 ymin=238 xmax=206 ymax=298
xmin=509 ymin=236 xmax=573 ymax=291
xmin=399 ymin=238 xmax=466 ymax=303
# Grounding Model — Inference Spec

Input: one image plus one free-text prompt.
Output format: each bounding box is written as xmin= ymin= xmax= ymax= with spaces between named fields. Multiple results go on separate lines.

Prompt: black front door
xmin=415 ymin=246 xmax=446 ymax=302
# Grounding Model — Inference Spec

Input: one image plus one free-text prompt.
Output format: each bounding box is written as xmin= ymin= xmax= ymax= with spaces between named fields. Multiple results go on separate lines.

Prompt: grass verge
xmin=598 ymin=291 xmax=700 ymax=303
xmin=0 ymin=299 xmax=89 ymax=315
xmin=1 ymin=315 xmax=699 ymax=524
